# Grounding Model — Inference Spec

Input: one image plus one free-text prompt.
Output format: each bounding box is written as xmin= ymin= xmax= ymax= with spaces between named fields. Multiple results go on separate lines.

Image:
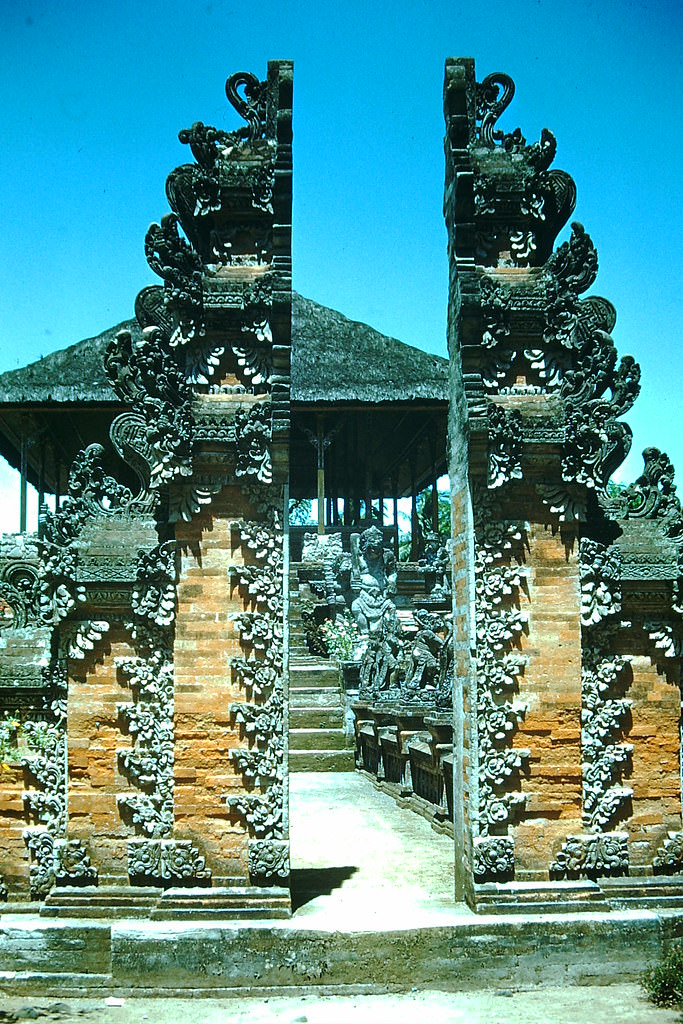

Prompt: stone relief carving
xmin=248 ymin=838 xmax=290 ymax=885
xmin=105 ymin=326 xmax=194 ymax=486
xmin=653 ymin=831 xmax=683 ymax=873
xmin=579 ymin=539 xmax=621 ymax=627
xmin=551 ymin=832 xmax=628 ymax=879
xmin=234 ymin=403 xmax=273 ymax=484
xmin=472 ymin=513 xmax=529 ymax=873
xmin=487 ymin=404 xmax=523 ymax=489
xmin=116 ymin=641 xmax=175 ymax=840
xmin=225 ymin=517 xmax=286 ymax=859
xmin=132 ymin=542 xmax=177 ymax=627
xmin=581 ymin=648 xmax=632 ymax=832
xmin=473 ymin=835 xmax=514 ymax=880
xmin=128 ymin=839 xmax=211 ymax=883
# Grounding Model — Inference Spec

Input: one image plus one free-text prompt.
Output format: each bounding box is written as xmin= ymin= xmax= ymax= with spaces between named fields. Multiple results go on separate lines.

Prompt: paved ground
xmin=0 ymin=986 xmax=678 ymax=1023
xmin=288 ymin=771 xmax=465 ymax=928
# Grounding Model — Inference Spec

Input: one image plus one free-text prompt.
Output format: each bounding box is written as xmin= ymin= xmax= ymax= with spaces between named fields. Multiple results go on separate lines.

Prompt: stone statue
xmin=350 ymin=526 xmax=397 ymax=633
xmin=403 ymin=609 xmax=446 ymax=700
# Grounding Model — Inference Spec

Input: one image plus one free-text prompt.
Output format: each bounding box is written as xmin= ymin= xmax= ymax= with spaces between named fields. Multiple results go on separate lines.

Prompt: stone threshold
xmin=0 ymin=906 xmax=678 ymax=996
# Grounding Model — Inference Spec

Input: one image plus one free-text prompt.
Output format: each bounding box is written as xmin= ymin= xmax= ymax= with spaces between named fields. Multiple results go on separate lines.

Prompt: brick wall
xmin=173 ymin=485 xmax=254 ymax=882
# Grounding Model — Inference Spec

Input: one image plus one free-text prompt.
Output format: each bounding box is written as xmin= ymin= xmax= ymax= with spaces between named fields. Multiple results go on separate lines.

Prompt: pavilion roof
xmin=0 ymin=294 xmax=448 ymax=406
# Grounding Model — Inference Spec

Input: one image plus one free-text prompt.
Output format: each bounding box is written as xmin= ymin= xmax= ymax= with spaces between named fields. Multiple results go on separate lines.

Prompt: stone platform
xmin=1 ymin=774 xmax=681 ymax=995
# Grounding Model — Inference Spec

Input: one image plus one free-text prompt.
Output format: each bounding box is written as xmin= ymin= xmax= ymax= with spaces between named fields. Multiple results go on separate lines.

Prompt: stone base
xmin=473 ymin=875 xmax=683 ymax=914
xmin=473 ymin=880 xmax=609 ymax=915
xmin=151 ymin=886 xmax=291 ymax=920
xmin=36 ymin=884 xmax=291 ymax=920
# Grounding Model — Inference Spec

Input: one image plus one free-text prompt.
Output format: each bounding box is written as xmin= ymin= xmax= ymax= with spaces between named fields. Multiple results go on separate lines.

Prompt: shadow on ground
xmin=290 ymin=866 xmax=358 ymax=910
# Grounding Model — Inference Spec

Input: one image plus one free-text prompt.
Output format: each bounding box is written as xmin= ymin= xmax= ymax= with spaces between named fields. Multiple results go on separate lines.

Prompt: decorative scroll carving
xmin=546 ymin=221 xmax=598 ymax=296
xmin=537 ymin=483 xmax=586 ymax=523
xmin=608 ymin=447 xmax=683 ymax=541
xmin=64 ymin=619 xmax=110 ymax=661
xmin=116 ymin=645 xmax=174 ymax=839
xmin=21 ymin=666 xmax=69 ymax=898
xmin=128 ymin=838 xmax=211 ymax=883
xmin=132 ymin=542 xmax=177 ymax=627
xmin=473 ymin=516 xmax=529 ymax=849
xmin=579 ymin=540 xmax=621 ymax=627
xmin=475 ymin=73 xmax=516 ymax=147
xmin=473 ymin=835 xmax=514 ymax=880
xmin=105 ymin=327 xmax=193 ymax=485
xmin=144 ymin=214 xmax=203 ymax=345
xmin=550 ymin=832 xmax=628 ymax=878
xmin=581 ymin=649 xmax=632 ymax=831
xmin=168 ymin=480 xmax=225 ymax=523
xmin=234 ymin=403 xmax=272 ymax=484
xmin=225 ymin=71 xmax=269 ymax=144
xmin=653 ymin=831 xmax=683 ymax=873
xmin=487 ymin=404 xmax=523 ymax=489
xmin=645 ymin=623 xmax=682 ymax=660
xmin=249 ymin=838 xmax=290 ymax=884
xmin=226 ymin=517 xmax=285 ymax=850
xmin=25 ymin=831 xmax=98 ymax=896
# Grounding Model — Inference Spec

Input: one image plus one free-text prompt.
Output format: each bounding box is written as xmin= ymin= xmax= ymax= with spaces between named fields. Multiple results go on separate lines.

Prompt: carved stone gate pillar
xmin=0 ymin=61 xmax=293 ymax=914
xmin=444 ymin=58 xmax=683 ymax=908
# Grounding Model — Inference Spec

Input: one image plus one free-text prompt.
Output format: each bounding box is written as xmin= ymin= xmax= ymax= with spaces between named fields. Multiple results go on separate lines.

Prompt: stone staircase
xmin=288 ymin=564 xmax=355 ymax=772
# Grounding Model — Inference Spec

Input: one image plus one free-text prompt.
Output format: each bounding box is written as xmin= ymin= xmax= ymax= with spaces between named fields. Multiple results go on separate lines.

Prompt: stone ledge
xmin=0 ymin=908 xmax=669 ymax=995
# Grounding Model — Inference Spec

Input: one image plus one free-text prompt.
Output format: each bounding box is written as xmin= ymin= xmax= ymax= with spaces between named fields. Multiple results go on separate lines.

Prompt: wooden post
xmin=316 ymin=416 xmax=325 ymax=535
xmin=55 ymin=455 xmax=62 ymax=511
xmin=429 ymin=429 xmax=439 ymax=533
xmin=410 ymin=454 xmax=419 ymax=561
xmin=37 ymin=441 xmax=45 ymax=537
xmin=19 ymin=426 xmax=28 ymax=534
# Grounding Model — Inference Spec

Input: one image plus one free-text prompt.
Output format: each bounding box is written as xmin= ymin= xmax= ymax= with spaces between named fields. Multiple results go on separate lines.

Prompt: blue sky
xmin=0 ymin=0 xmax=681 ymax=530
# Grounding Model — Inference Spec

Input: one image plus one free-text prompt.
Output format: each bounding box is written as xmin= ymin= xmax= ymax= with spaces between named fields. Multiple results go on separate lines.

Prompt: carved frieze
xmin=128 ymin=839 xmax=211 ymax=883
xmin=550 ymin=832 xmax=628 ymax=879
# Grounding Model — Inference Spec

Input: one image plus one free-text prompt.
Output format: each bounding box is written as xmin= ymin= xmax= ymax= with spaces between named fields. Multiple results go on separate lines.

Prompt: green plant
xmin=0 ymin=715 xmax=21 ymax=768
xmin=320 ymin=615 xmax=361 ymax=662
xmin=642 ymin=942 xmax=683 ymax=1007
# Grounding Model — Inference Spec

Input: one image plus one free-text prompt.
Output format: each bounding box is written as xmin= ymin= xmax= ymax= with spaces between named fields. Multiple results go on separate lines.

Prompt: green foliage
xmin=0 ymin=715 xmax=21 ymax=767
xmin=399 ymin=485 xmax=450 ymax=561
xmin=320 ymin=614 xmax=361 ymax=662
xmin=642 ymin=943 xmax=683 ymax=1007
xmin=606 ymin=478 xmax=627 ymax=499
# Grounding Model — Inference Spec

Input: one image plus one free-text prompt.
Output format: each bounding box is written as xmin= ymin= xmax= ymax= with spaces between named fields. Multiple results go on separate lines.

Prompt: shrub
xmin=320 ymin=615 xmax=361 ymax=662
xmin=642 ymin=942 xmax=683 ymax=1007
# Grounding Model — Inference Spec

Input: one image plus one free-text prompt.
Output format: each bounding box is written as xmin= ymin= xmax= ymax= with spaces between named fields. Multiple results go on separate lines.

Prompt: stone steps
xmin=288 ymin=566 xmax=353 ymax=771
xmin=290 ymin=727 xmax=348 ymax=751
xmin=290 ymin=686 xmax=342 ymax=709
xmin=290 ymin=663 xmax=341 ymax=687
xmin=290 ymin=707 xmax=345 ymax=729
xmin=289 ymin=749 xmax=356 ymax=772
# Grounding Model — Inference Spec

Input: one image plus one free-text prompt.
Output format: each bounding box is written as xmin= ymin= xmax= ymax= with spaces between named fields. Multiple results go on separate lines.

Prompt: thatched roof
xmin=0 ymin=294 xmax=448 ymax=406
xmin=291 ymin=295 xmax=448 ymax=403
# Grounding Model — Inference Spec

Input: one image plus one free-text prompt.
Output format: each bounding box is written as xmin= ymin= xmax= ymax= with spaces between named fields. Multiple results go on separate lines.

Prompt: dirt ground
xmin=0 ymin=985 xmax=680 ymax=1024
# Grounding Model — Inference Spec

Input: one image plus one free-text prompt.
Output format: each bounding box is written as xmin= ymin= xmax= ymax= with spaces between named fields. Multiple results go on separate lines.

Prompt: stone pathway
xmin=289 ymin=771 xmax=464 ymax=927
xmin=0 ymin=985 xmax=677 ymax=1023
